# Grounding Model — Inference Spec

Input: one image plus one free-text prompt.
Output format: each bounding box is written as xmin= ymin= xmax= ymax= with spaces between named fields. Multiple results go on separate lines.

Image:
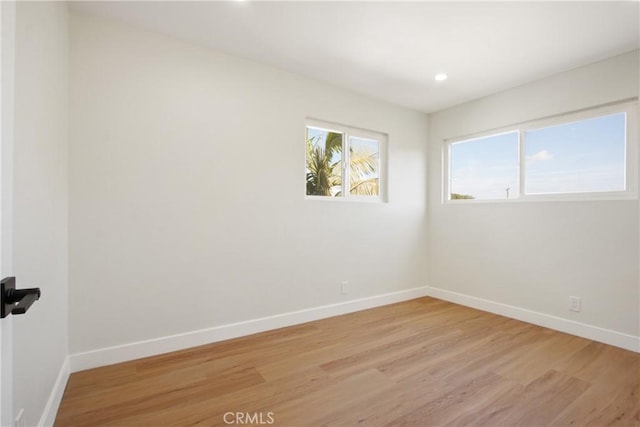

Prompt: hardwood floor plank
xmin=95 ymin=366 xmax=332 ymax=427
xmin=448 ymin=369 xmax=590 ymax=426
xmin=266 ymin=368 xmax=393 ymax=425
xmin=56 ymin=366 xmax=265 ymax=426
xmin=313 ymin=374 xmax=453 ymax=426
xmin=550 ymin=382 xmax=640 ymax=426
xmin=318 ymin=324 xmax=464 ymax=377
xmin=491 ymin=333 xmax=592 ymax=385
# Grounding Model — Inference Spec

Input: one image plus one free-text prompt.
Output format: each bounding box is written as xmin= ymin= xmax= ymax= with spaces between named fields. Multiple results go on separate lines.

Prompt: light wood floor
xmin=55 ymin=297 xmax=640 ymax=426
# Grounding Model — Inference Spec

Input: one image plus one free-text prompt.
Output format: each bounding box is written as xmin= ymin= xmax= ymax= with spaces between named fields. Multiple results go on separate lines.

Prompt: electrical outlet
xmin=15 ymin=409 xmax=25 ymax=427
xmin=569 ymin=296 xmax=581 ymax=312
xmin=341 ymin=281 xmax=349 ymax=295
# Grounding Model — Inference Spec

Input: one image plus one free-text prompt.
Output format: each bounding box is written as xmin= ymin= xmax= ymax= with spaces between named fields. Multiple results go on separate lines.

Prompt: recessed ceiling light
xmin=434 ymin=73 xmax=448 ymax=82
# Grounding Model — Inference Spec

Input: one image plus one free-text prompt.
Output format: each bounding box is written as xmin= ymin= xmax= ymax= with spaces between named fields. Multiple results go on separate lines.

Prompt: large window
xmin=445 ymin=102 xmax=637 ymax=202
xmin=305 ymin=119 xmax=385 ymax=201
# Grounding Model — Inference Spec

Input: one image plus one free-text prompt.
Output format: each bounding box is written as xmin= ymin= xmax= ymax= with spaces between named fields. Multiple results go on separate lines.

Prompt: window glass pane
xmin=348 ymin=137 xmax=380 ymax=197
xmin=450 ymin=132 xmax=519 ymax=200
xmin=305 ymin=127 xmax=343 ymax=197
xmin=525 ymin=113 xmax=626 ymax=195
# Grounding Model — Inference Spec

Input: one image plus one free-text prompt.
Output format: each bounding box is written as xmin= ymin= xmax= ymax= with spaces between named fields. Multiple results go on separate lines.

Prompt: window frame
xmin=305 ymin=118 xmax=387 ymax=203
xmin=443 ymin=100 xmax=638 ymax=204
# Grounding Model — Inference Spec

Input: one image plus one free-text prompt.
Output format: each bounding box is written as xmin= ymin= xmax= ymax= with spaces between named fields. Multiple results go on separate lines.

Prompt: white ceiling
xmin=70 ymin=1 xmax=639 ymax=113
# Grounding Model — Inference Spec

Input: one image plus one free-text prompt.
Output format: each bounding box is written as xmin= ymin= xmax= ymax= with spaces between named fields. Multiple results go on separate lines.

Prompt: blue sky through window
xmin=525 ymin=113 xmax=626 ymax=194
xmin=450 ymin=132 xmax=519 ymax=200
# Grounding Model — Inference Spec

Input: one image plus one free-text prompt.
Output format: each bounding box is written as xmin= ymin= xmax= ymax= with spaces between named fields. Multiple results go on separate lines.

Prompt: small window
xmin=445 ymin=101 xmax=637 ymax=202
xmin=305 ymin=120 xmax=385 ymax=201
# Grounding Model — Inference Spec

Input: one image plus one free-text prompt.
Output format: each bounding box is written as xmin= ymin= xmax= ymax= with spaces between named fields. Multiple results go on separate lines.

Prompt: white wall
xmin=12 ymin=2 xmax=69 ymax=426
xmin=428 ymin=51 xmax=639 ymax=340
xmin=68 ymin=13 xmax=428 ymax=355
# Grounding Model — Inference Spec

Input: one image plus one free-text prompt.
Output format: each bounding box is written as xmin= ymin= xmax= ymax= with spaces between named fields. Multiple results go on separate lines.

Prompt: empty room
xmin=0 ymin=1 xmax=639 ymax=426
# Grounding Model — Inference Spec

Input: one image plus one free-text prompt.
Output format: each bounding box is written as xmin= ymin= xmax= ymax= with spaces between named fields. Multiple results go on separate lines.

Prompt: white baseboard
xmin=427 ymin=286 xmax=640 ymax=353
xmin=69 ymin=286 xmax=429 ymax=373
xmin=38 ymin=356 xmax=70 ymax=427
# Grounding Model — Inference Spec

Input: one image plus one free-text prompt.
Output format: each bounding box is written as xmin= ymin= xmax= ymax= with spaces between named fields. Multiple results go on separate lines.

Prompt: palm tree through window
xmin=306 ymin=122 xmax=383 ymax=200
